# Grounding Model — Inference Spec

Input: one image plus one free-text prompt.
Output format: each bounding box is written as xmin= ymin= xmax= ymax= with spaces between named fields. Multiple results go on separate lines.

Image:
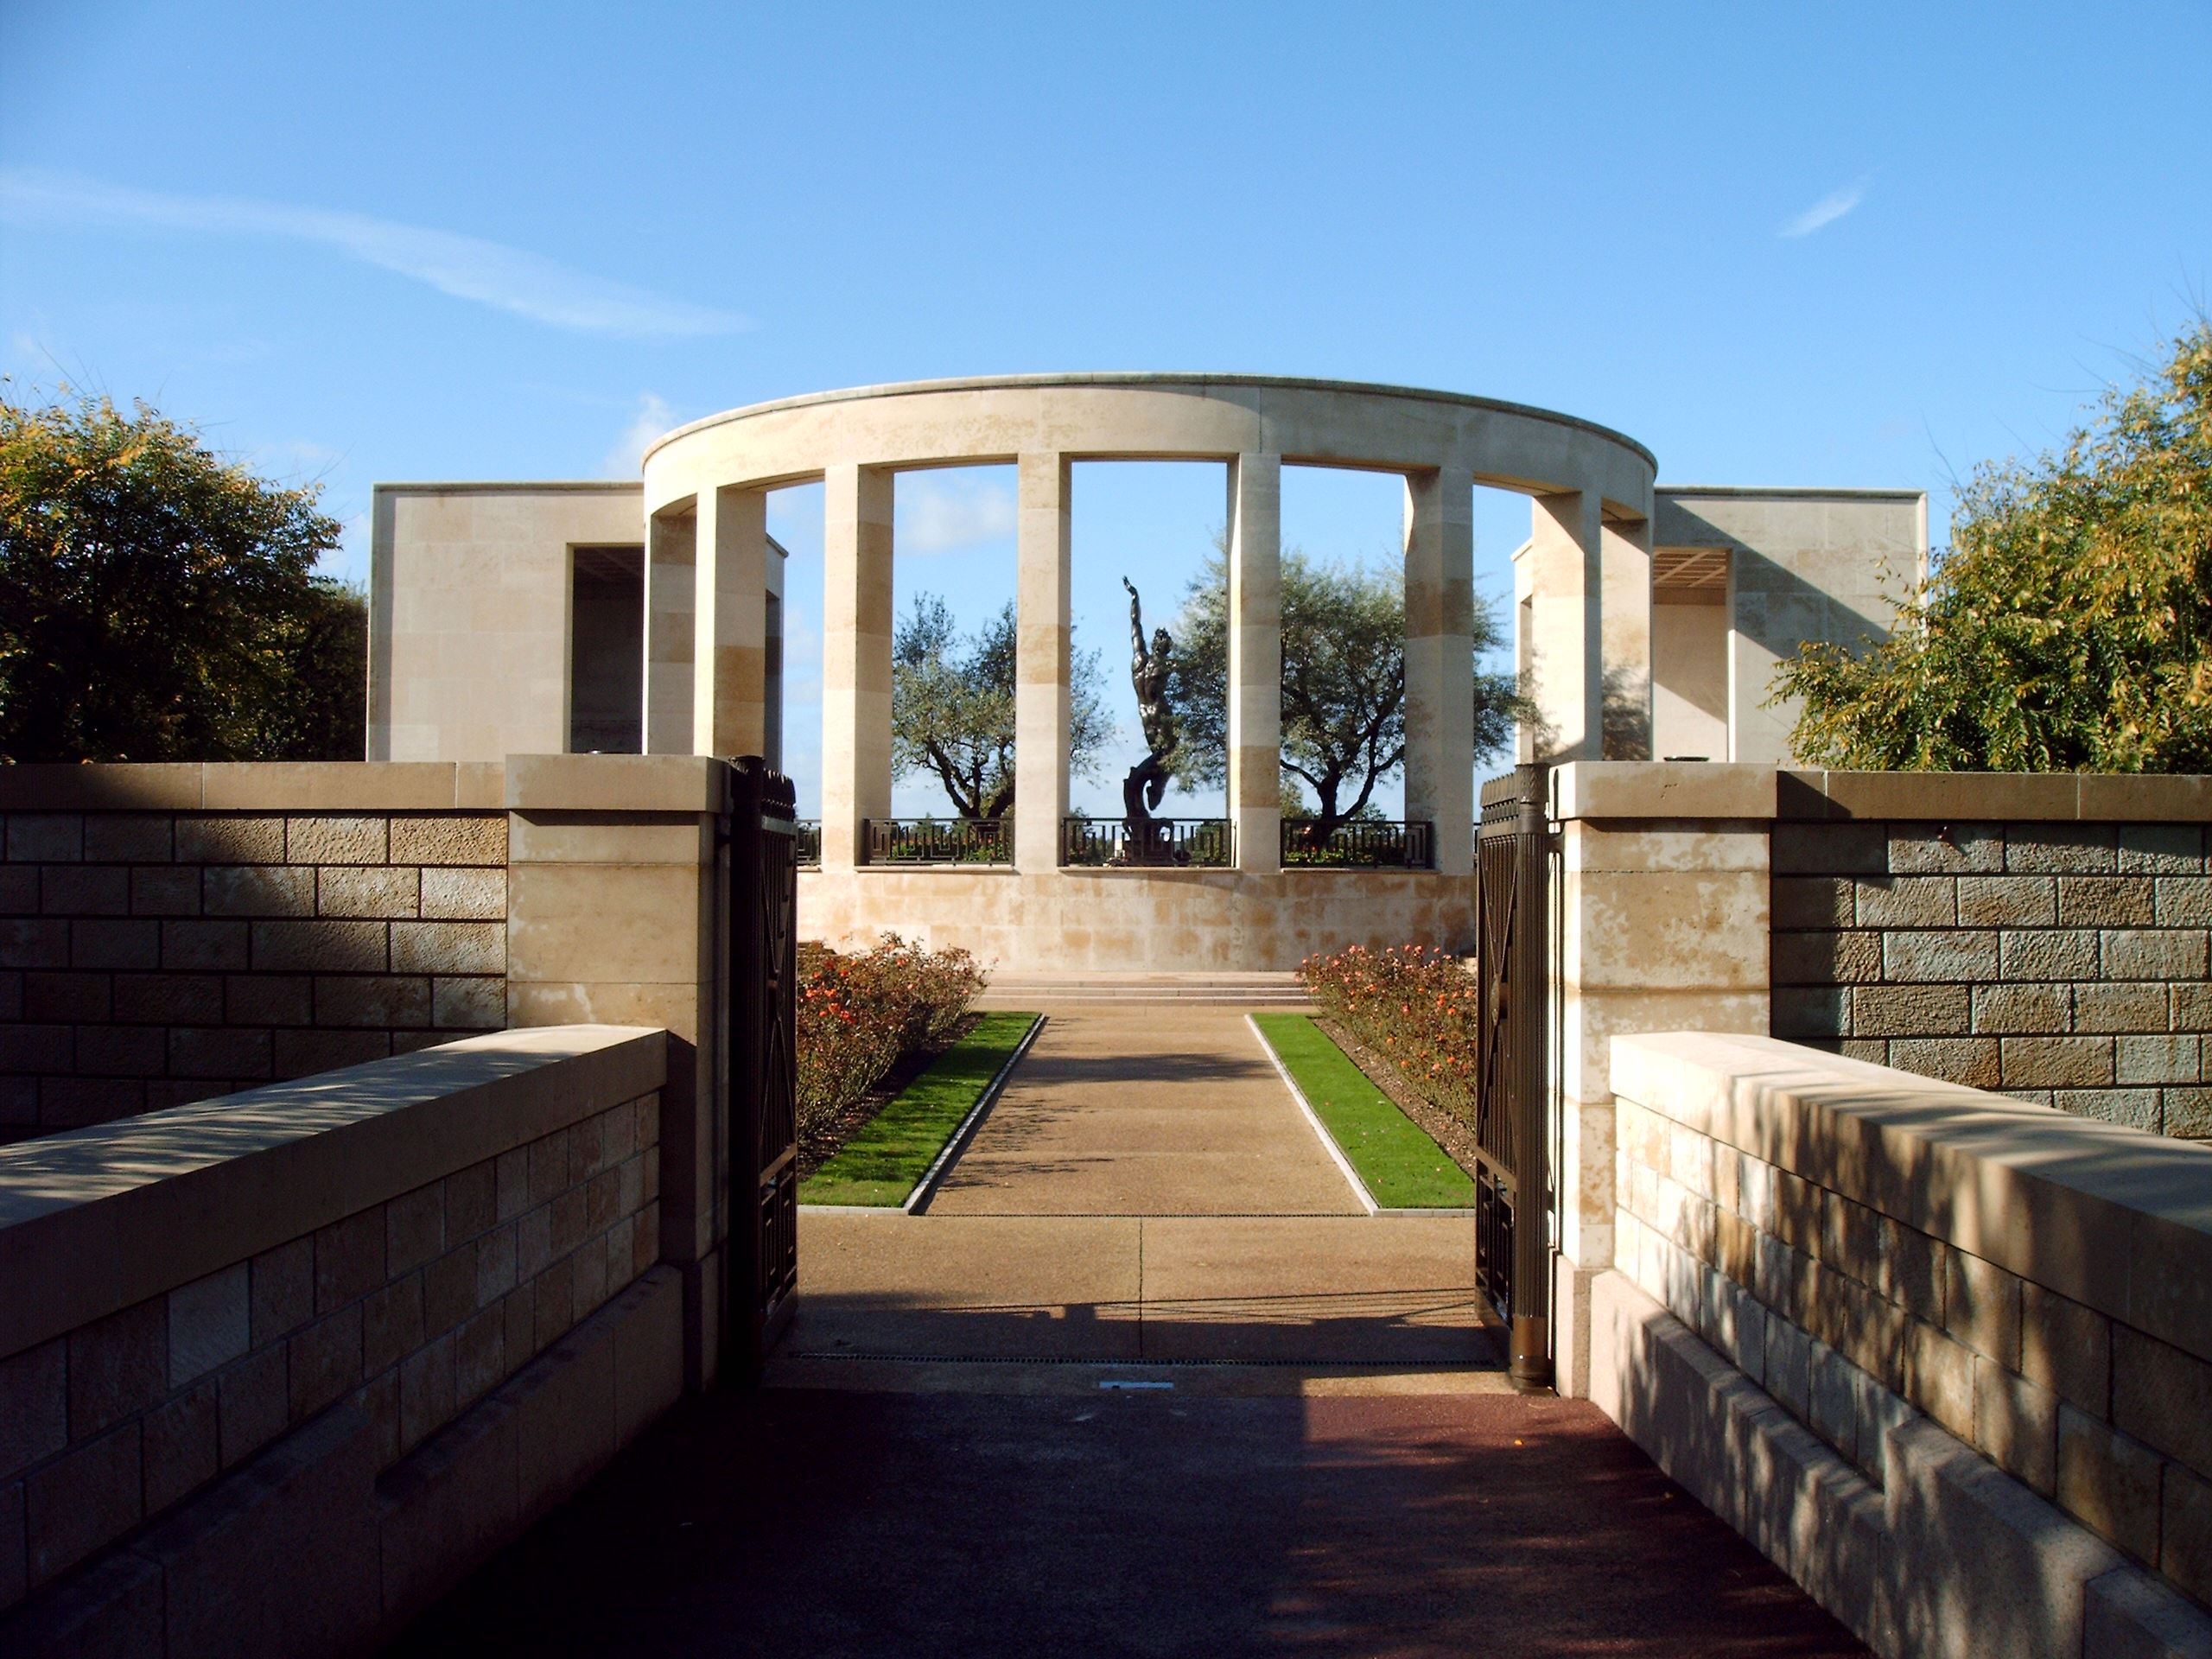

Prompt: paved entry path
xmin=385 ymin=997 xmax=1867 ymax=1657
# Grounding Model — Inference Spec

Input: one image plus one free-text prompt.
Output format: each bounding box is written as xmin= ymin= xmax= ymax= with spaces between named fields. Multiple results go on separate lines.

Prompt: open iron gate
xmin=725 ymin=757 xmax=799 ymax=1383
xmin=1475 ymin=763 xmax=1554 ymax=1390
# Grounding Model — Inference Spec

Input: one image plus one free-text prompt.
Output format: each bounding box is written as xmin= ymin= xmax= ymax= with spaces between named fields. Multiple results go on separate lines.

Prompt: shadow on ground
xmin=385 ymin=1388 xmax=1866 ymax=1658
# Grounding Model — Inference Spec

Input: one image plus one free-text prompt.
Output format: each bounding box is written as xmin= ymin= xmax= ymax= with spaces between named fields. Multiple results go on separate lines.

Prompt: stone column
xmin=1403 ymin=467 xmax=1476 ymax=875
xmin=821 ymin=463 xmax=894 ymax=872
xmin=1228 ymin=453 xmax=1281 ymax=873
xmin=1601 ymin=513 xmax=1653 ymax=761
xmin=642 ymin=504 xmax=696 ymax=754
xmin=1014 ymin=452 xmax=1071 ymax=872
xmin=1522 ymin=491 xmax=1654 ymax=762
xmin=690 ymin=486 xmax=769 ymax=760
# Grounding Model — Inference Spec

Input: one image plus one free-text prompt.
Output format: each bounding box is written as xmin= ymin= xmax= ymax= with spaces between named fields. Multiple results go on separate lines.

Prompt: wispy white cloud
xmin=601 ymin=393 xmax=677 ymax=476
xmin=0 ymin=168 xmax=748 ymax=338
xmin=897 ymin=474 xmax=1017 ymax=553
xmin=1779 ymin=182 xmax=1866 ymax=238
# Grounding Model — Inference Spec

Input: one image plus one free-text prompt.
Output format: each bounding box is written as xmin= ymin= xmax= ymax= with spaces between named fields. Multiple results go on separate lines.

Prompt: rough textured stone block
xmin=0 ymin=1340 xmax=66 ymax=1484
xmin=215 ymin=1345 xmax=287 ymax=1467
xmin=159 ymin=918 xmax=247 ymax=972
xmin=70 ymin=920 xmax=157 ymax=971
xmin=2002 ymin=1035 xmax=2115 ymax=1089
xmin=361 ymin=1276 xmax=426 ymax=1376
xmin=2155 ymin=876 xmax=2212 ymax=926
xmin=1888 ymin=1415 xmax=2124 ymax=1659
xmin=309 ymin=973 xmax=429 ymax=1028
xmin=40 ymin=865 xmax=128 ymax=917
xmin=420 ymin=867 xmax=505 ymax=921
xmin=67 ymin=1299 xmax=166 ymax=1440
xmin=391 ymin=921 xmax=504 ymax=976
xmin=1774 ymin=987 xmax=1848 ymax=1039
xmin=2056 ymin=1088 xmax=2163 ymax=1131
xmin=200 ymin=864 xmax=315 ymax=919
xmin=0 ymin=1548 xmax=163 ymax=1658
xmin=127 ymin=865 xmax=200 ymax=917
xmin=175 ymin=816 xmax=283 ymax=864
xmin=83 ymin=815 xmax=172 ymax=864
xmin=73 ymin=1024 xmax=165 ymax=1077
xmin=423 ymin=1244 xmax=479 ymax=1338
xmin=1889 ymin=1036 xmax=2001 ymax=1090
xmin=0 ymin=920 xmax=69 ymax=971
xmin=273 ymin=1027 xmax=390 ymax=1078
xmin=168 ymin=1025 xmax=272 ymax=1082
xmin=1944 ymin=1253 xmax=2022 ymax=1368
xmin=315 ymin=1207 xmax=386 ymax=1313
xmin=1975 ymin=1357 xmax=2057 ymax=1496
xmin=24 ymin=1423 xmax=141 ymax=1588
xmin=377 ymin=1396 xmax=518 ymax=1626
xmin=2113 ymin=1326 xmax=2212 ymax=1476
xmin=2076 ymin=981 xmax=2172 ymax=1034
xmin=2104 ymin=928 xmax=2209 ymax=981
xmin=1972 ymin=982 xmax=2070 ymax=1035
xmin=2119 ymin=823 xmax=2206 ymax=874
xmin=2061 ymin=877 xmax=2158 ymax=928
xmin=288 ymin=1306 xmax=364 ymax=1420
xmin=1882 ymin=929 xmax=1998 ymax=983
xmin=142 ymin=1380 xmax=219 ymax=1513
xmin=1775 ymin=821 xmax=1887 ymax=874
xmin=285 ymin=816 xmax=387 ymax=865
xmin=2165 ymin=1462 xmax=2212 ymax=1608
xmin=2020 ymin=1283 xmax=2109 ymax=1419
xmin=2165 ymin=1087 xmax=2212 ymax=1139
xmin=109 ymin=971 xmax=218 ymax=1025
xmin=2082 ymin=1564 xmax=2212 ymax=1659
xmin=2008 ymin=825 xmax=2119 ymax=874
xmin=399 ymin=1332 xmax=457 ymax=1454
xmin=391 ymin=815 xmax=505 ymax=867
xmin=136 ymin=1401 xmax=379 ymax=1659
xmin=1889 ymin=824 xmax=2004 ymax=874
xmin=249 ymin=1236 xmax=314 ymax=1347
xmin=1957 ymin=874 xmax=2058 ymax=927
xmin=431 ymin=975 xmax=505 ymax=1030
xmin=168 ymin=1263 xmax=249 ymax=1389
xmin=1856 ymin=877 xmax=1957 ymax=929
xmin=2001 ymin=928 xmax=2101 ymax=982
xmin=7 ymin=815 xmax=83 ymax=863
xmin=454 ymin=1306 xmax=505 ymax=1408
xmin=385 ymin=1184 xmax=446 ymax=1280
xmin=1772 ymin=876 xmax=1855 ymax=929
xmin=2058 ymin=1405 xmax=2164 ymax=1563
xmin=1903 ymin=1318 xmax=1977 ymax=1440
xmin=252 ymin=918 xmax=386 ymax=973
xmin=1856 ymin=983 xmax=1970 ymax=1038
xmin=316 ymin=865 xmax=419 ymax=919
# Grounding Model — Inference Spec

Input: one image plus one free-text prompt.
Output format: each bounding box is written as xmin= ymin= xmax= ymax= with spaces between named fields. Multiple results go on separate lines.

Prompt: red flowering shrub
xmin=798 ymin=934 xmax=987 ymax=1135
xmin=1300 ymin=944 xmax=1481 ymax=1128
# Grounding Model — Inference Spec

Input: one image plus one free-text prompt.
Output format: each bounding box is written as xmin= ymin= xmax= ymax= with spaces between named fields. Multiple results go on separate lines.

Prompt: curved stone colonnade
xmin=640 ymin=374 xmax=1657 ymax=969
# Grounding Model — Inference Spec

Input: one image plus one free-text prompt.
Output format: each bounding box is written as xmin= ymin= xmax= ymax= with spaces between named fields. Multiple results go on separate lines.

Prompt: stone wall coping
xmin=1550 ymin=761 xmax=2212 ymax=824
xmin=1611 ymin=1030 xmax=2212 ymax=1366
xmin=502 ymin=753 xmax=729 ymax=814
xmin=1655 ymin=484 xmax=1929 ymax=502
xmin=372 ymin=480 xmax=643 ymax=494
xmin=0 ymin=1024 xmax=665 ymax=1361
xmin=0 ymin=761 xmax=506 ymax=811
xmin=643 ymin=370 xmax=1659 ymax=469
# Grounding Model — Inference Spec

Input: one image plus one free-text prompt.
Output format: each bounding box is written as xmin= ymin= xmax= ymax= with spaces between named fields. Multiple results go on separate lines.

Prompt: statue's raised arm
xmin=1123 ymin=576 xmax=1145 ymax=658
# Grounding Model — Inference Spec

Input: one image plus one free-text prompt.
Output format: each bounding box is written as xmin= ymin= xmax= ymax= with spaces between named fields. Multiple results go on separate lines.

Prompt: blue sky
xmin=3 ymin=2 xmax=2208 ymax=814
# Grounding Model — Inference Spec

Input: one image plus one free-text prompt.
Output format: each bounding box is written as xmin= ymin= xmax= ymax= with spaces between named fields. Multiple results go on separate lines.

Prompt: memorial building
xmin=369 ymin=373 xmax=1925 ymax=969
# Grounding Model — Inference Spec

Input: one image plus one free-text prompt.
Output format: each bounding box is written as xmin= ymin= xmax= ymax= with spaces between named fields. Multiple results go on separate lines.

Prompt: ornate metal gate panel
xmin=1475 ymin=763 xmax=1553 ymax=1389
xmin=726 ymin=757 xmax=799 ymax=1382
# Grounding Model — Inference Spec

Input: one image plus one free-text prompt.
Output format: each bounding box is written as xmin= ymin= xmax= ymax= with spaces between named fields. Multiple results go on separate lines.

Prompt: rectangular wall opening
xmin=569 ymin=544 xmax=644 ymax=753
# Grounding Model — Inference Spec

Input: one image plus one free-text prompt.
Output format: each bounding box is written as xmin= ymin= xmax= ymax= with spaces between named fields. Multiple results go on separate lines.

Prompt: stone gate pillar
xmin=821 ymin=463 xmax=894 ymax=872
xmin=1014 ymin=452 xmax=1071 ymax=872
xmin=1403 ymin=466 xmax=1476 ymax=874
xmin=691 ymin=485 xmax=769 ymax=760
xmin=1228 ymin=454 xmax=1281 ymax=873
xmin=1522 ymin=491 xmax=1654 ymax=762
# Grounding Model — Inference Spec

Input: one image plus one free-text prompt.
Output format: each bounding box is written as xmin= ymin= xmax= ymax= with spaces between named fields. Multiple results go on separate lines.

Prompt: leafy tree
xmin=890 ymin=594 xmax=1111 ymax=817
xmin=1777 ymin=321 xmax=2212 ymax=772
xmin=0 ymin=390 xmax=363 ymax=762
xmin=1168 ymin=547 xmax=1524 ymax=838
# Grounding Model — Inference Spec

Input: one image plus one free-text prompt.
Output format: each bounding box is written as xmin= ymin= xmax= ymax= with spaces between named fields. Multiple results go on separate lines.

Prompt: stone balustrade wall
xmin=1773 ymin=817 xmax=2212 ymax=1141
xmin=0 ymin=772 xmax=512 ymax=1141
xmin=1596 ymin=1028 xmax=2212 ymax=1658
xmin=0 ymin=1026 xmax=678 ymax=1656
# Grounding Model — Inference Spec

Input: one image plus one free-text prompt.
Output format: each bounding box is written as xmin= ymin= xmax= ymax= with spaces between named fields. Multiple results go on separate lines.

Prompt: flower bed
xmin=1299 ymin=943 xmax=1480 ymax=1131
xmin=798 ymin=933 xmax=987 ymax=1146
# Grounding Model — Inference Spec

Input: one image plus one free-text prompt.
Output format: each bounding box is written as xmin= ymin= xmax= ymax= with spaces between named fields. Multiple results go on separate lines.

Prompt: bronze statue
xmin=1122 ymin=576 xmax=1178 ymax=824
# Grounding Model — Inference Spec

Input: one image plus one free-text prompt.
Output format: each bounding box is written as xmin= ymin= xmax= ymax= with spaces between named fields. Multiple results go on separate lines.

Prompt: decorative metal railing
xmin=793 ymin=821 xmax=822 ymax=868
xmin=1280 ymin=818 xmax=1435 ymax=869
xmin=861 ymin=817 xmax=1011 ymax=866
xmin=1061 ymin=817 xmax=1234 ymax=868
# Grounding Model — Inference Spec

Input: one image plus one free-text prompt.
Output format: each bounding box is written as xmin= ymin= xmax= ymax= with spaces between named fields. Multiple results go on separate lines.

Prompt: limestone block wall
xmin=1772 ymin=813 xmax=2212 ymax=1143
xmin=1599 ymin=1030 xmax=2212 ymax=1656
xmin=0 ymin=1026 xmax=679 ymax=1656
xmin=0 ymin=788 xmax=510 ymax=1141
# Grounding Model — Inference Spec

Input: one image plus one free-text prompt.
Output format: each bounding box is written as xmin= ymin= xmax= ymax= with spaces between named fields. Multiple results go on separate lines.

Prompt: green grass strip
xmin=801 ymin=1011 xmax=1041 ymax=1207
xmin=1252 ymin=1013 xmax=1477 ymax=1210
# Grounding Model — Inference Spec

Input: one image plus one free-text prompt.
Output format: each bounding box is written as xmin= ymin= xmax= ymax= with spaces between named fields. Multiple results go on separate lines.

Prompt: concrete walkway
xmin=789 ymin=1003 xmax=1497 ymax=1367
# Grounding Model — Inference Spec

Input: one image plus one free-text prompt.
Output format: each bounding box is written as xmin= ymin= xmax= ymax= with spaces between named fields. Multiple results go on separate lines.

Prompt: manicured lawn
xmin=1252 ymin=1013 xmax=1477 ymax=1210
xmin=801 ymin=1011 xmax=1041 ymax=1206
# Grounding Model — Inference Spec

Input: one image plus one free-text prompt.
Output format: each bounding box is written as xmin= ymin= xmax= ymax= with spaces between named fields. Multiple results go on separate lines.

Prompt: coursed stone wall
xmin=0 ymin=1027 xmax=677 ymax=1654
xmin=1772 ymin=819 xmax=2212 ymax=1141
xmin=1604 ymin=1031 xmax=2212 ymax=1655
xmin=0 ymin=809 xmax=508 ymax=1140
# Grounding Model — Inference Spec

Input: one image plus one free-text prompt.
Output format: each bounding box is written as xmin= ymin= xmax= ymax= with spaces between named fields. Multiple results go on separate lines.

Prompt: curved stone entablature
xmin=641 ymin=372 xmax=1656 ymax=518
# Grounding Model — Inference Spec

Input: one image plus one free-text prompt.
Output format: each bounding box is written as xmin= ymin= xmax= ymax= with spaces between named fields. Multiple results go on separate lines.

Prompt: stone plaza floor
xmin=384 ymin=1001 xmax=1866 ymax=1656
